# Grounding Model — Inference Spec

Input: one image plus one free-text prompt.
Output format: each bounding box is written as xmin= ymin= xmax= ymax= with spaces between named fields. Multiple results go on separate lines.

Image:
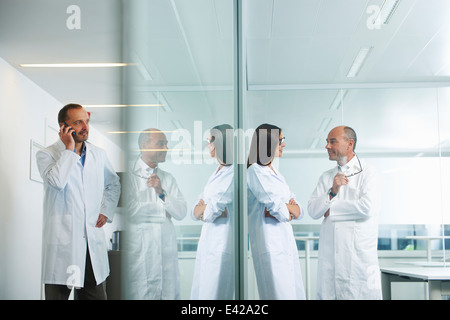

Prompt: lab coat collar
xmin=134 ymin=157 xmax=157 ymax=175
xmin=338 ymin=154 xmax=361 ymax=173
xmin=56 ymin=139 xmax=90 ymax=153
xmin=210 ymin=164 xmax=232 ymax=183
xmin=256 ymin=163 xmax=284 ymax=183
xmin=216 ymin=164 xmax=233 ymax=175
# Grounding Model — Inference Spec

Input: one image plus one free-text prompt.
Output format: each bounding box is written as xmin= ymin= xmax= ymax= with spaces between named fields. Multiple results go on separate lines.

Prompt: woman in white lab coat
xmin=247 ymin=123 xmax=306 ymax=300
xmin=190 ymin=124 xmax=234 ymax=299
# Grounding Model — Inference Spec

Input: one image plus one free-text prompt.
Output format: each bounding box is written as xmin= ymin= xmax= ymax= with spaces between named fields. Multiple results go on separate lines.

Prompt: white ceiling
xmin=1 ymin=0 xmax=450 ymax=154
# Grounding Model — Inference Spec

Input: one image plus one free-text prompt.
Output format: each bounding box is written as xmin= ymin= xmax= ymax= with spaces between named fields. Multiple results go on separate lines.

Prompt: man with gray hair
xmin=308 ymin=125 xmax=382 ymax=299
xmin=123 ymin=128 xmax=187 ymax=299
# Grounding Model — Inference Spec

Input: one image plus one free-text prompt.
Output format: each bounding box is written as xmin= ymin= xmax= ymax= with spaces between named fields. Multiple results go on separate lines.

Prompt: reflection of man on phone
xmin=36 ymin=103 xmax=120 ymax=300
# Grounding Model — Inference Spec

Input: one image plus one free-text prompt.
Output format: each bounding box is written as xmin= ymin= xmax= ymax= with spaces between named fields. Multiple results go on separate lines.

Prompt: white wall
xmin=0 ymin=57 xmax=123 ymax=299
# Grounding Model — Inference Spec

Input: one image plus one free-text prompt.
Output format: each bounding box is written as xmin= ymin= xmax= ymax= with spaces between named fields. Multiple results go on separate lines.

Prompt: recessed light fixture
xmin=346 ymin=46 xmax=373 ymax=78
xmin=310 ymin=137 xmax=321 ymax=149
xmin=171 ymin=120 xmax=184 ymax=130
xmin=329 ymin=89 xmax=348 ymax=110
xmin=19 ymin=62 xmax=133 ymax=68
xmin=318 ymin=117 xmax=332 ymax=132
xmin=155 ymin=93 xmax=173 ymax=113
xmin=378 ymin=0 xmax=401 ymax=24
xmin=131 ymin=53 xmax=153 ymax=81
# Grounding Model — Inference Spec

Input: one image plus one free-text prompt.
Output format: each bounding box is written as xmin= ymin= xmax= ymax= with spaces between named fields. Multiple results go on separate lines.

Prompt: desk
xmin=381 ymin=267 xmax=450 ymax=300
xmin=404 ymin=236 xmax=450 ymax=262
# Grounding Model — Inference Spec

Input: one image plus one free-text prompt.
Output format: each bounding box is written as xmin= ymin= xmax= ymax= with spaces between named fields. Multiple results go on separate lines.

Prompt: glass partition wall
xmin=120 ymin=0 xmax=450 ymax=300
xmin=121 ymin=0 xmax=237 ymax=299
xmin=245 ymin=87 xmax=450 ymax=299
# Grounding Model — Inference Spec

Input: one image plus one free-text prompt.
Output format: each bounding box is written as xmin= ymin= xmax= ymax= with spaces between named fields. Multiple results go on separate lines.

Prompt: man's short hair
xmin=138 ymin=128 xmax=161 ymax=148
xmin=344 ymin=126 xmax=357 ymax=151
xmin=58 ymin=103 xmax=83 ymax=123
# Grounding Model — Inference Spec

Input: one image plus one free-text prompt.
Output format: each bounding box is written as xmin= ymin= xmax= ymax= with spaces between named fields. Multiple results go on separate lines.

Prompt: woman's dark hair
xmin=210 ymin=124 xmax=233 ymax=165
xmin=247 ymin=123 xmax=281 ymax=168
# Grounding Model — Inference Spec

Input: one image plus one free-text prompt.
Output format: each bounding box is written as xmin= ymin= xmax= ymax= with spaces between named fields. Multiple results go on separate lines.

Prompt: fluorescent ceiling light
xmin=19 ymin=62 xmax=133 ymax=68
xmin=329 ymin=89 xmax=348 ymax=110
xmin=172 ymin=120 xmax=183 ymax=130
xmin=378 ymin=0 xmax=401 ymax=24
xmin=84 ymin=104 xmax=162 ymax=108
xmin=346 ymin=46 xmax=373 ymax=78
xmin=318 ymin=117 xmax=332 ymax=132
xmin=310 ymin=137 xmax=321 ymax=149
xmin=156 ymin=93 xmax=173 ymax=113
xmin=131 ymin=53 xmax=153 ymax=81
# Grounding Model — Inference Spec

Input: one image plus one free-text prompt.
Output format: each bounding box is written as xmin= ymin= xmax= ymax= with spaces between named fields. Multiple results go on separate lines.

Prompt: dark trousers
xmin=45 ymin=249 xmax=107 ymax=300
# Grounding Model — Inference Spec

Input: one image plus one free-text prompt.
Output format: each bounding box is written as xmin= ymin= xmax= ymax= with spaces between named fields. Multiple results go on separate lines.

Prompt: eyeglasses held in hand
xmin=345 ymin=153 xmax=363 ymax=178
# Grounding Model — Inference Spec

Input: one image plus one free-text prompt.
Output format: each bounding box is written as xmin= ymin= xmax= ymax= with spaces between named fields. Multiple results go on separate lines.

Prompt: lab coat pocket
xmin=47 ymin=214 xmax=72 ymax=245
xmin=335 ymin=221 xmax=356 ymax=255
xmin=263 ymin=220 xmax=286 ymax=253
xmin=89 ymin=226 xmax=107 ymax=251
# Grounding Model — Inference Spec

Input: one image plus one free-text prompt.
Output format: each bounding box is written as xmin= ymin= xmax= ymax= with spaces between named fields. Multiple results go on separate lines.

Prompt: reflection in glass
xmin=117 ymin=0 xmax=450 ymax=301
xmin=190 ymin=124 xmax=235 ymax=299
xmin=123 ymin=129 xmax=187 ymax=299
xmin=247 ymin=124 xmax=306 ymax=300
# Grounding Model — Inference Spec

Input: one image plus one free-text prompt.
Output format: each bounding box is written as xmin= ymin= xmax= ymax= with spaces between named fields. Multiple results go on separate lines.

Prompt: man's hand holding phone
xmin=59 ymin=122 xmax=75 ymax=151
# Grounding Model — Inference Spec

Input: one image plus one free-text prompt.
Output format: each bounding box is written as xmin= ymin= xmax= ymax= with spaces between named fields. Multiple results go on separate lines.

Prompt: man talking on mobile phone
xmin=36 ymin=103 xmax=121 ymax=300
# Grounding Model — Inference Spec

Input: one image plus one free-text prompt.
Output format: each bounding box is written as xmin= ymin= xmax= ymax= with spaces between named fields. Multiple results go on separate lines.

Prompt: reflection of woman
xmin=190 ymin=124 xmax=234 ymax=300
xmin=247 ymin=123 xmax=305 ymax=300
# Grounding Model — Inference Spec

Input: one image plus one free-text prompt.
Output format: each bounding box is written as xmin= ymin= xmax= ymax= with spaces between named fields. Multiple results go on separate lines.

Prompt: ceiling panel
xmin=314 ymin=0 xmax=368 ymax=37
xmin=0 ymin=0 xmax=123 ymax=143
xmin=406 ymin=27 xmax=450 ymax=77
xmin=175 ymin=0 xmax=224 ymax=40
xmin=246 ymin=0 xmax=274 ymax=39
xmin=271 ymin=0 xmax=320 ymax=38
xmin=1 ymin=0 xmax=450 ymax=154
xmin=246 ymin=0 xmax=450 ymax=85
xmin=395 ymin=0 xmax=450 ymax=37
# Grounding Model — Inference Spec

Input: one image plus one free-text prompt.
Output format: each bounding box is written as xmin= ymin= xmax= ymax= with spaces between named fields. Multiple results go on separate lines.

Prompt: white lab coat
xmin=247 ymin=164 xmax=306 ymax=300
xmin=36 ymin=140 xmax=120 ymax=287
xmin=190 ymin=165 xmax=234 ymax=300
xmin=308 ymin=156 xmax=382 ymax=300
xmin=123 ymin=158 xmax=187 ymax=300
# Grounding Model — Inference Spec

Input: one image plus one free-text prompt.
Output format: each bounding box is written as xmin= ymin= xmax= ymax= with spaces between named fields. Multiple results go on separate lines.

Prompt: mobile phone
xmin=63 ymin=121 xmax=76 ymax=136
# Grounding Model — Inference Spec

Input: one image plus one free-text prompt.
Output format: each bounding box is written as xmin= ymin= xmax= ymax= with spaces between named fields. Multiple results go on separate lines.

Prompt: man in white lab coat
xmin=308 ymin=126 xmax=382 ymax=299
xmin=36 ymin=104 xmax=121 ymax=300
xmin=123 ymin=128 xmax=187 ymax=299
